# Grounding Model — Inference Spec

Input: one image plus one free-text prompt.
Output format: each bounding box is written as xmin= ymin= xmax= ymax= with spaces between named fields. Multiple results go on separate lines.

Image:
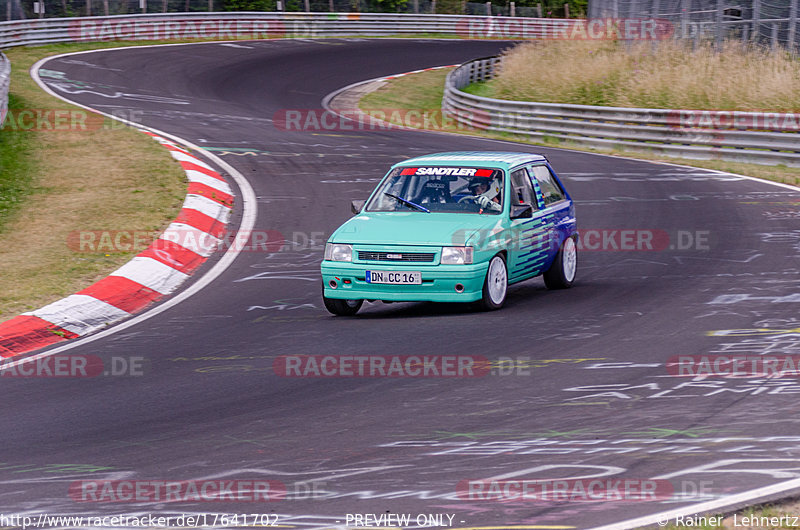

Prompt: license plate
xmin=366 ymin=271 xmax=421 ymax=285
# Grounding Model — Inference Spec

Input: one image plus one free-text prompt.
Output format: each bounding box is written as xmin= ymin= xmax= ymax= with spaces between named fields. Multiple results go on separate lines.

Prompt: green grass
xmin=460 ymin=81 xmax=494 ymax=98
xmin=0 ymin=94 xmax=37 ymax=232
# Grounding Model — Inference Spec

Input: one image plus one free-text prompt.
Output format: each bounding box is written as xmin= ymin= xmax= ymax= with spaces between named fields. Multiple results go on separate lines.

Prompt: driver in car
xmin=468 ymin=177 xmax=502 ymax=212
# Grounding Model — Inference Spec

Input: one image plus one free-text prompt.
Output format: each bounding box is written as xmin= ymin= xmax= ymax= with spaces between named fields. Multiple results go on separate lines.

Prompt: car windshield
xmin=365 ymin=167 xmax=504 ymax=214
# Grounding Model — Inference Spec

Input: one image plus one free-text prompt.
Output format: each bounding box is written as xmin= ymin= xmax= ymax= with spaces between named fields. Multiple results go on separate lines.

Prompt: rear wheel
xmin=543 ymin=236 xmax=577 ymax=289
xmin=479 ymin=254 xmax=507 ymax=311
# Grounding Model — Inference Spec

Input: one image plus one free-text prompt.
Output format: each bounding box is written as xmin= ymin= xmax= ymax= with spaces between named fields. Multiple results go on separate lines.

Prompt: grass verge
xmin=488 ymin=40 xmax=800 ymax=111
xmin=0 ymin=93 xmax=35 ymax=229
xmin=0 ymin=43 xmax=188 ymax=322
xmin=359 ymin=68 xmax=800 ymax=187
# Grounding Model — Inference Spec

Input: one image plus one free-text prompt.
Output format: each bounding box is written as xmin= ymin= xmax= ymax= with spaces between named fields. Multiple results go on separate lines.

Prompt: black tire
xmin=322 ymin=282 xmax=362 ymax=316
xmin=479 ymin=254 xmax=508 ymax=311
xmin=543 ymin=236 xmax=577 ymax=290
xmin=323 ymin=296 xmax=363 ymax=316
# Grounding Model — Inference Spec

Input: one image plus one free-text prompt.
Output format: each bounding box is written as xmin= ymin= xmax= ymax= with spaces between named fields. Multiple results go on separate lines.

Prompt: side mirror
xmin=351 ymin=200 xmax=366 ymax=215
xmin=510 ymin=203 xmax=533 ymax=219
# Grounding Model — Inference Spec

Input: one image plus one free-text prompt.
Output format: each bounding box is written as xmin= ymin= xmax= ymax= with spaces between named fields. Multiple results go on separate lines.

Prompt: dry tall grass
xmin=492 ymin=40 xmax=800 ymax=111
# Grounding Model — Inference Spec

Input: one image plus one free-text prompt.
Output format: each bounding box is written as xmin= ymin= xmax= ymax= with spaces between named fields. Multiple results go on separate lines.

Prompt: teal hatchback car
xmin=321 ymin=152 xmax=577 ymax=315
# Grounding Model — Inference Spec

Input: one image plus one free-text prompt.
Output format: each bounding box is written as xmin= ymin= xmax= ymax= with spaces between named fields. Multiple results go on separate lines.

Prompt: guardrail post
xmin=681 ymin=0 xmax=689 ymax=39
xmin=509 ymin=1 xmax=514 ymax=17
xmin=536 ymin=3 xmax=541 ymax=17
xmin=208 ymin=0 xmax=213 ymax=10
xmin=771 ymin=22 xmax=778 ymax=50
xmin=789 ymin=0 xmax=798 ymax=51
xmin=0 ymin=53 xmax=8 ymax=129
xmin=753 ymin=0 xmax=761 ymax=42
xmin=715 ymin=0 xmax=723 ymax=49
xmin=304 ymin=0 xmax=310 ymax=11
xmin=431 ymin=0 xmax=436 ymax=13
xmin=485 ymin=2 xmax=491 ymax=15
xmin=86 ymin=0 xmax=91 ymax=16
xmin=563 ymin=2 xmax=568 ymax=18
xmin=413 ymin=0 xmax=418 ymax=13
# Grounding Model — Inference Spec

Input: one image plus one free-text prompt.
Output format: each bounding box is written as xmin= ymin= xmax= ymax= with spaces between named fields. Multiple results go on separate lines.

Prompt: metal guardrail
xmin=0 ymin=12 xmax=568 ymax=48
xmin=443 ymin=57 xmax=800 ymax=167
xmin=0 ymin=52 xmax=8 ymax=127
xmin=0 ymin=13 xmax=566 ymax=126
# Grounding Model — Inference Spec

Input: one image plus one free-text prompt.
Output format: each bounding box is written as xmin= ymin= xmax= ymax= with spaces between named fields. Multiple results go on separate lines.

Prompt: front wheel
xmin=323 ymin=296 xmax=363 ymax=316
xmin=543 ymin=236 xmax=577 ymax=289
xmin=479 ymin=254 xmax=507 ymax=311
xmin=322 ymin=284 xmax=363 ymax=316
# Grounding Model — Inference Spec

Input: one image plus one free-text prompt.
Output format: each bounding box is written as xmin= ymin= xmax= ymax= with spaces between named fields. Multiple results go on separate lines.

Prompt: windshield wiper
xmin=384 ymin=193 xmax=430 ymax=213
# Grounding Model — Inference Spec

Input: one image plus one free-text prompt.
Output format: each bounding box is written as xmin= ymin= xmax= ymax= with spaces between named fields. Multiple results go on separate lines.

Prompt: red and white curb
xmin=0 ymin=131 xmax=232 ymax=358
xmin=382 ymin=64 xmax=458 ymax=80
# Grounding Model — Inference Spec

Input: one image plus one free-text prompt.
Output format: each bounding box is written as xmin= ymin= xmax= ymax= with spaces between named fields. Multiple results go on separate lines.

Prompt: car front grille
xmin=358 ymin=251 xmax=435 ymax=263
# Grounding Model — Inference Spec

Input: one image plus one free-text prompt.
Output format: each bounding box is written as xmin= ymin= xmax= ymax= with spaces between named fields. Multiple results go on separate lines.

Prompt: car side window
xmin=510 ymin=168 xmax=536 ymax=208
xmin=531 ymin=165 xmax=565 ymax=206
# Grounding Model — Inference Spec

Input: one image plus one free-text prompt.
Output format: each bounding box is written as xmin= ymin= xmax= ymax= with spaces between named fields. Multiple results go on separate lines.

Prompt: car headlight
xmin=324 ymin=243 xmax=353 ymax=262
xmin=441 ymin=246 xmax=473 ymax=265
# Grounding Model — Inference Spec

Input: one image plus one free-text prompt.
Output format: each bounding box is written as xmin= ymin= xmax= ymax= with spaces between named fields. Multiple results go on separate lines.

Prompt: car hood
xmin=330 ymin=212 xmax=502 ymax=247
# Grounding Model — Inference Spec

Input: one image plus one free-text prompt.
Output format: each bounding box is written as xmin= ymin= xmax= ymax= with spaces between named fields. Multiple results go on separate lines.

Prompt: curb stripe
xmin=186 ymin=182 xmax=234 ymax=207
xmin=77 ymin=276 xmax=162 ymax=314
xmin=0 ymin=132 xmax=232 ymax=358
xmin=159 ymin=223 xmax=222 ymax=257
xmin=0 ymin=316 xmax=79 ymax=358
xmin=185 ymin=169 xmax=233 ymax=193
xmin=175 ymin=208 xmax=227 ymax=239
xmin=139 ymin=239 xmax=206 ymax=274
xmin=171 ymin=150 xmax=214 ymax=171
xmin=182 ymin=194 xmax=231 ymax=222
xmin=179 ymin=160 xmax=226 ymax=181
xmin=110 ymin=256 xmax=190 ymax=295
xmin=26 ymin=295 xmax=131 ymax=336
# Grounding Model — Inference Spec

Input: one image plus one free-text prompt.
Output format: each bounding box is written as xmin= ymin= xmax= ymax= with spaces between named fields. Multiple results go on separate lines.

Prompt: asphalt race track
xmin=3 ymin=38 xmax=800 ymax=529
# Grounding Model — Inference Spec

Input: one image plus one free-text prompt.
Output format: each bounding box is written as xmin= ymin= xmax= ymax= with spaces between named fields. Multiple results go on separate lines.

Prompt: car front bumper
xmin=321 ymin=261 xmax=489 ymax=303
